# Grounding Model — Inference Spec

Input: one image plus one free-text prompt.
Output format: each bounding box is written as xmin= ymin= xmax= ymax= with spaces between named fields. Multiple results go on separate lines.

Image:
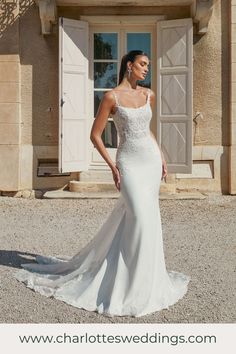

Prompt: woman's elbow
xmin=90 ymin=131 xmax=99 ymax=144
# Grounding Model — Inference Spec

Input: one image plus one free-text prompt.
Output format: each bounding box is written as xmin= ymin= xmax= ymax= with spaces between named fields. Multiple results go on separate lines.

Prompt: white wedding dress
xmin=14 ymin=88 xmax=190 ymax=317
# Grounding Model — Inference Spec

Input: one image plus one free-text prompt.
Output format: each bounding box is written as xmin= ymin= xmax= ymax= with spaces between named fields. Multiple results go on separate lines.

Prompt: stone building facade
xmin=0 ymin=0 xmax=235 ymax=195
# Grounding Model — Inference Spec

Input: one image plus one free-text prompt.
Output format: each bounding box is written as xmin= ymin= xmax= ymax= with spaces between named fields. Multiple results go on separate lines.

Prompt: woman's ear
xmin=126 ymin=61 xmax=132 ymax=71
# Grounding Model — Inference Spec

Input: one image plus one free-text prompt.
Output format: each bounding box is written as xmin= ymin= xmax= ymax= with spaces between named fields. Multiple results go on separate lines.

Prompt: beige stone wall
xmin=176 ymin=0 xmax=231 ymax=194
xmin=193 ymin=0 xmax=229 ymax=146
xmin=0 ymin=1 xmax=20 ymax=191
xmin=16 ymin=4 xmax=191 ymax=191
xmin=19 ymin=2 xmax=78 ymax=190
xmin=230 ymin=0 xmax=236 ymax=194
xmin=20 ymin=4 xmax=58 ymax=147
xmin=0 ymin=1 xmax=231 ymax=192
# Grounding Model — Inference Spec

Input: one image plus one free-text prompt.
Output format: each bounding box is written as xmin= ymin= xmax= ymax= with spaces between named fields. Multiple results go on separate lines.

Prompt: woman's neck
xmin=119 ymin=78 xmax=138 ymax=90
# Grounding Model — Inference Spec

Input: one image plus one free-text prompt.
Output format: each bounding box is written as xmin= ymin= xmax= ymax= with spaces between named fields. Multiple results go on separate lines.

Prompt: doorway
xmin=90 ymin=25 xmax=155 ymax=167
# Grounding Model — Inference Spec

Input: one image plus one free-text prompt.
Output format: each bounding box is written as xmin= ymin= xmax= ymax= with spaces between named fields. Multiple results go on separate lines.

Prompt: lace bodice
xmin=110 ymin=88 xmax=152 ymax=144
xmin=109 ymin=88 xmax=160 ymax=171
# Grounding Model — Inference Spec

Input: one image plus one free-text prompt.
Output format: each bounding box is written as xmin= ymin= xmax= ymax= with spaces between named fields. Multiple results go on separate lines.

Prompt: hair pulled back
xmin=118 ymin=50 xmax=149 ymax=85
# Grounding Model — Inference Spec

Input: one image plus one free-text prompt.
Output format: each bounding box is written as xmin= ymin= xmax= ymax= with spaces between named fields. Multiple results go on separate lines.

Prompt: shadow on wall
xmin=0 ymin=0 xmax=35 ymax=39
xmin=0 ymin=0 xmax=59 ymax=150
xmin=0 ymin=0 xmax=231 ymax=194
xmin=0 ymin=0 xmax=19 ymax=39
xmin=0 ymin=1 xmax=69 ymax=190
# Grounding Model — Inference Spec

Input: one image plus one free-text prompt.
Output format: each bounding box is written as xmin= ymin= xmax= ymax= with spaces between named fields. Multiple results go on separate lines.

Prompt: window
xmin=93 ymin=31 xmax=151 ymax=151
xmin=93 ymin=33 xmax=118 ymax=148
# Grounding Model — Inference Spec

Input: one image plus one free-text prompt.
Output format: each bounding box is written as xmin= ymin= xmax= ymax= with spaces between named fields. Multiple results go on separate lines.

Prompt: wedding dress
xmin=14 ymin=88 xmax=190 ymax=317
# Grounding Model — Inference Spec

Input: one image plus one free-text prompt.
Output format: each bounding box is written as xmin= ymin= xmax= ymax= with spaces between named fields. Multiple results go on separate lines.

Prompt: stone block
xmin=230 ymin=122 xmax=236 ymax=144
xmin=80 ymin=170 xmax=113 ymax=182
xmin=232 ymin=44 xmax=236 ymax=63
xmin=0 ymin=55 xmax=20 ymax=62
xmin=0 ymin=62 xmax=19 ymax=82
xmin=0 ymin=83 xmax=19 ymax=103
xmin=232 ymin=24 xmax=236 ymax=42
xmin=0 ymin=103 xmax=19 ymax=123
xmin=0 ymin=145 xmax=19 ymax=190
xmin=232 ymin=5 xmax=236 ymax=24
xmin=22 ymin=190 xmax=31 ymax=198
xmin=233 ymin=82 xmax=236 ymax=103
xmin=19 ymin=144 xmax=33 ymax=190
xmin=229 ymin=145 xmax=236 ymax=194
xmin=176 ymin=161 xmax=213 ymax=179
xmin=69 ymin=181 xmax=117 ymax=193
xmin=201 ymin=145 xmax=223 ymax=160
xmin=232 ymin=103 xmax=236 ymax=123
xmin=232 ymin=63 xmax=236 ymax=82
xmin=0 ymin=123 xmax=20 ymax=144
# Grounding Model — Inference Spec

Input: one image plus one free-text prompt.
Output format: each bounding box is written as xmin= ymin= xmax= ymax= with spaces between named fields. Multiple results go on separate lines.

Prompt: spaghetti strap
xmin=111 ymin=88 xmax=150 ymax=108
xmin=147 ymin=88 xmax=151 ymax=104
xmin=112 ymin=90 xmax=119 ymax=107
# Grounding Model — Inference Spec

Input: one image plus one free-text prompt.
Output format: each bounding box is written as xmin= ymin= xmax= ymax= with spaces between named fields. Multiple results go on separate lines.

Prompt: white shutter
xmin=157 ymin=18 xmax=193 ymax=173
xmin=59 ymin=17 xmax=89 ymax=172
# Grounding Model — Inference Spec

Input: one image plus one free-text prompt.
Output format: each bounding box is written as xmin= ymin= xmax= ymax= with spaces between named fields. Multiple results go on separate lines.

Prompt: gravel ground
xmin=0 ymin=194 xmax=235 ymax=324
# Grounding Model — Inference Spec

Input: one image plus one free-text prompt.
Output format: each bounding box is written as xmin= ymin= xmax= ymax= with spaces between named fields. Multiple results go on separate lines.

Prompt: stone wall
xmin=230 ymin=0 xmax=236 ymax=194
xmin=0 ymin=1 xmax=231 ymax=193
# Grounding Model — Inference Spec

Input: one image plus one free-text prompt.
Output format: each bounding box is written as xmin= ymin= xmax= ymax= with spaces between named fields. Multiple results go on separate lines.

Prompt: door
xmin=157 ymin=18 xmax=193 ymax=173
xmin=58 ymin=17 xmax=193 ymax=174
xmin=59 ymin=17 xmax=89 ymax=173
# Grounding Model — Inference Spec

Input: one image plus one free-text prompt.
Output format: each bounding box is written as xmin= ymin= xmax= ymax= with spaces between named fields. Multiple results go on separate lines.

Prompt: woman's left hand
xmin=161 ymin=159 xmax=168 ymax=181
xmin=111 ymin=165 xmax=121 ymax=191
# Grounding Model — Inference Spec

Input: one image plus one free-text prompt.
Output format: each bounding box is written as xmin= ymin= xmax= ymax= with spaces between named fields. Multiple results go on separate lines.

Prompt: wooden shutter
xmin=157 ymin=18 xmax=193 ymax=173
xmin=59 ymin=17 xmax=89 ymax=172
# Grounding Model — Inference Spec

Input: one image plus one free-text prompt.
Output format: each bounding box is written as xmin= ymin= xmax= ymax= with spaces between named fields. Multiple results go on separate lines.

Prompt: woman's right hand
xmin=111 ymin=165 xmax=121 ymax=191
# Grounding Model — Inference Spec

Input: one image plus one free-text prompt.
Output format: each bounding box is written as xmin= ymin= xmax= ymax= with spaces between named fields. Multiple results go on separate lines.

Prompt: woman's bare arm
xmin=90 ymin=91 xmax=116 ymax=171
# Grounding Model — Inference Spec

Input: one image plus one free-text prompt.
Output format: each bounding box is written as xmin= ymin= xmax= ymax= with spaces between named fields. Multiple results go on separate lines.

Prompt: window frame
xmin=85 ymin=18 xmax=161 ymax=168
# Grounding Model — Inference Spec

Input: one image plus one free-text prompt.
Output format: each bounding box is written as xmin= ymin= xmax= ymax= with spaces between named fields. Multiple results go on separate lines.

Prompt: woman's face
xmin=128 ymin=55 xmax=149 ymax=81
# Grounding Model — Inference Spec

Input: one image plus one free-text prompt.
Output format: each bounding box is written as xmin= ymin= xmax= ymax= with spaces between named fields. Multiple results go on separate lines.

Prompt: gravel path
xmin=0 ymin=194 xmax=235 ymax=323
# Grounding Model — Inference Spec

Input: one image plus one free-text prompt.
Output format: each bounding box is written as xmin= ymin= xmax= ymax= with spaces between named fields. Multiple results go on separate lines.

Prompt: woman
xmin=14 ymin=50 xmax=190 ymax=318
xmin=90 ymin=51 xmax=168 ymax=190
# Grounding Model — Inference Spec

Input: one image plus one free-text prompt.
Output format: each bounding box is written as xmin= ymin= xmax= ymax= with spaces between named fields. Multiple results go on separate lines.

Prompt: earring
xmin=128 ymin=68 xmax=132 ymax=79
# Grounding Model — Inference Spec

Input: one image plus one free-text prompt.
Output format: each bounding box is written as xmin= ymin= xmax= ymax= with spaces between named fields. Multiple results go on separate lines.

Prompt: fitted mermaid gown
xmin=14 ymin=88 xmax=190 ymax=317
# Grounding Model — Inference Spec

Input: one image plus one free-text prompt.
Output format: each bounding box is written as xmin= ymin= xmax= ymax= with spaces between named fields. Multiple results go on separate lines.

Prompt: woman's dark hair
xmin=118 ymin=50 xmax=149 ymax=85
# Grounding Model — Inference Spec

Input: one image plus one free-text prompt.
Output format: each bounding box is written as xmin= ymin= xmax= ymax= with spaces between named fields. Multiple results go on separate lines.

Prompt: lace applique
xmin=108 ymin=88 xmax=161 ymax=174
xmin=110 ymin=88 xmax=152 ymax=143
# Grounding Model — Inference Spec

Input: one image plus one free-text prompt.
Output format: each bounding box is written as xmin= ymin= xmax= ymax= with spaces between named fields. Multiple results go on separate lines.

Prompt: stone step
xmin=43 ymin=189 xmax=206 ymax=200
xmin=43 ymin=182 xmax=207 ymax=200
xmin=69 ymin=180 xmax=176 ymax=194
xmin=69 ymin=180 xmax=117 ymax=193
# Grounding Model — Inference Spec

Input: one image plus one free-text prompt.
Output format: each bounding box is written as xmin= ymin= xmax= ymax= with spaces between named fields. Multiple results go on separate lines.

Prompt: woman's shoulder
xmin=103 ymin=90 xmax=116 ymax=102
xmin=137 ymin=85 xmax=154 ymax=96
xmin=145 ymin=87 xmax=155 ymax=98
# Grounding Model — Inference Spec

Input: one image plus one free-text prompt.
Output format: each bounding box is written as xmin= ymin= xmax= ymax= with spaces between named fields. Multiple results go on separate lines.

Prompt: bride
xmin=14 ymin=50 xmax=191 ymax=318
